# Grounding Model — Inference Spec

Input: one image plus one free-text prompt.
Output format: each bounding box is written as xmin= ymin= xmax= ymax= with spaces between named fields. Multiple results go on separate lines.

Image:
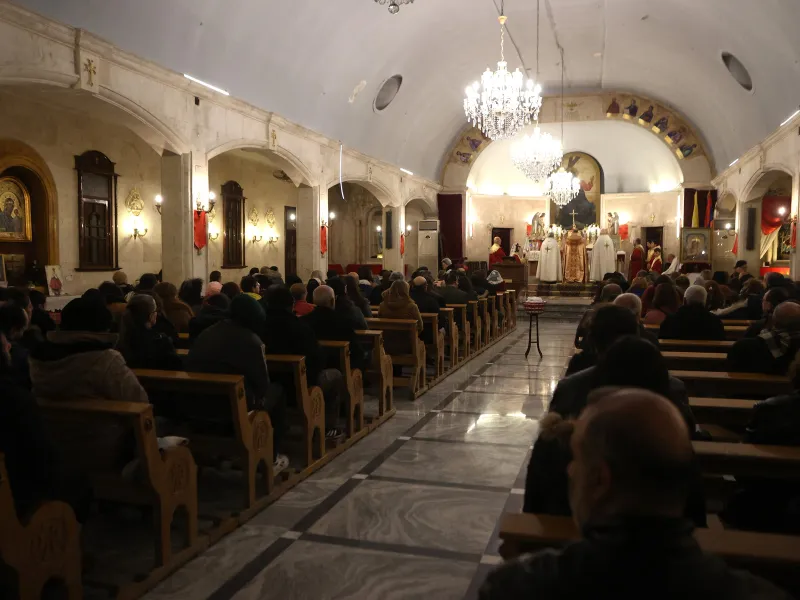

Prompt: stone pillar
xmin=791 ymin=174 xmax=800 ymax=279
xmin=297 ymin=185 xmax=328 ymax=280
xmin=160 ymin=153 xmax=193 ymax=284
xmin=382 ymin=204 xmax=404 ymax=274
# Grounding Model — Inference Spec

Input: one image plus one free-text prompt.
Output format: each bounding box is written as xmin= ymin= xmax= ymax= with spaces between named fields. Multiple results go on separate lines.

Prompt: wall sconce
xmin=329 ymin=211 xmax=336 ymax=221
xmin=251 ymin=233 xmax=263 ymax=244
xmin=406 ymin=224 xmax=413 ymax=232
xmin=154 ymin=194 xmax=163 ymax=215
xmin=289 ymin=213 xmax=296 ymax=222
xmin=131 ymin=215 xmax=147 ymax=240
xmin=208 ymin=226 xmax=220 ymax=242
xmin=195 ymin=190 xmax=216 ymax=213
xmin=268 ymin=234 xmax=280 ymax=245
xmin=376 ymin=225 xmax=382 ymax=232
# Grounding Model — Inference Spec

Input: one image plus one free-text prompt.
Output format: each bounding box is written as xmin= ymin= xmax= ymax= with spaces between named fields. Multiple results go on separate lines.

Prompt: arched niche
xmin=206 ymin=142 xmax=313 ymax=188
xmin=738 ymin=168 xmax=794 ymax=269
xmin=327 ymin=182 xmax=384 ymax=266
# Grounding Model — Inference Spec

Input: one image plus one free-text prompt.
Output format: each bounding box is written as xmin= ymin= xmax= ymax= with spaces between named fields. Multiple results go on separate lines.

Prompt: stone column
xmin=160 ymin=153 xmax=193 ymax=284
xmin=382 ymin=204 xmax=404 ymax=274
xmin=297 ymin=185 xmax=328 ymax=280
xmin=791 ymin=173 xmax=800 ymax=279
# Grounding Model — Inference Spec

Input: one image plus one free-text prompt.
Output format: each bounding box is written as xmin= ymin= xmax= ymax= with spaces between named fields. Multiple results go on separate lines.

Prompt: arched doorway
xmin=741 ymin=169 xmax=794 ymax=276
xmin=207 ymin=146 xmax=312 ymax=279
xmin=327 ymin=182 xmax=384 ymax=271
xmin=404 ymin=197 xmax=438 ymax=271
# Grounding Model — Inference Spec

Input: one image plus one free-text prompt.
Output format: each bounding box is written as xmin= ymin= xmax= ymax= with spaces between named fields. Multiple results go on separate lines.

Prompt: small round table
xmin=523 ymin=299 xmax=546 ymax=358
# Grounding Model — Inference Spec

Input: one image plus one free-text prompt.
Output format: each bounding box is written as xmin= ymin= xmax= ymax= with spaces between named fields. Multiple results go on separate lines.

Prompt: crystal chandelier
xmin=511 ymin=127 xmax=563 ymax=183
xmin=547 ymin=168 xmax=581 ymax=207
xmin=374 ymin=0 xmax=413 ymax=14
xmin=509 ymin=0 xmax=561 ymax=182
xmin=546 ymin=48 xmax=580 ymax=207
xmin=464 ymin=12 xmax=542 ymax=140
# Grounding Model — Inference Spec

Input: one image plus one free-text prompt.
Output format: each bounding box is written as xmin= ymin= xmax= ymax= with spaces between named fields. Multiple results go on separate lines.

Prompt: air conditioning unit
xmin=417 ymin=219 xmax=439 ymax=270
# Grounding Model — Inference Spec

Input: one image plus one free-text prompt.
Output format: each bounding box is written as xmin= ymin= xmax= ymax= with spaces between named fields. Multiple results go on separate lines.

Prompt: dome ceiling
xmin=16 ymin=0 xmax=800 ymax=181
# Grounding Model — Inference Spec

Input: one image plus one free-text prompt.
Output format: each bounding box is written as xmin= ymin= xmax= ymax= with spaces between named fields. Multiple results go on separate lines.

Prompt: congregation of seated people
xmin=482 ymin=260 xmax=800 ymax=598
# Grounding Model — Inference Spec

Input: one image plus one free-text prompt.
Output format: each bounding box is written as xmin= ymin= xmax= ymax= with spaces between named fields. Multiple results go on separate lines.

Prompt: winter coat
xmin=378 ymin=287 xmax=423 ymax=333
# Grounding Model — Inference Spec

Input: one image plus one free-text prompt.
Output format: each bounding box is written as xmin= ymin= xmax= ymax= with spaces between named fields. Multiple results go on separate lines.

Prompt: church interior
xmin=2 ymin=0 xmax=800 ymax=598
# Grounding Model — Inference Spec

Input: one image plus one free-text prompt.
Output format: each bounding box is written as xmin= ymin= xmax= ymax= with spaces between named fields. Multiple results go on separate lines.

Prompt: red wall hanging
xmin=193 ymin=210 xmax=207 ymax=252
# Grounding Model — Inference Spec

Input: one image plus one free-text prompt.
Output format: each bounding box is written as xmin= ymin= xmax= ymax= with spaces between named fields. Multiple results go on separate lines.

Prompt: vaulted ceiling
xmin=15 ymin=0 xmax=800 ymax=181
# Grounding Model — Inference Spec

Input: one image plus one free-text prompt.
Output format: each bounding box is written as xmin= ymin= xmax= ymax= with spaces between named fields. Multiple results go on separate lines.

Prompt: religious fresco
xmin=602 ymin=93 xmax=707 ymax=162
xmin=555 ymin=152 xmax=603 ymax=229
xmin=445 ymin=126 xmax=489 ymax=167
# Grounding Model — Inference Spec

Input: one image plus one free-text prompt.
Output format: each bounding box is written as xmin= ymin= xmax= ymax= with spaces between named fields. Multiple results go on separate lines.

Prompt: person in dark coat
xmin=659 ymin=285 xmax=725 ymax=341
xmin=301 ymin=285 xmax=366 ymax=372
xmin=261 ymin=285 xmax=345 ymax=439
xmin=117 ymin=294 xmax=183 ymax=371
xmin=744 ymin=286 xmax=790 ymax=338
xmin=485 ymin=389 xmax=789 ymax=600
xmin=28 ymin=289 xmax=56 ymax=337
xmin=409 ymin=276 xmax=441 ymax=315
xmin=186 ymin=293 xmax=290 ymax=472
xmin=188 ymin=293 xmax=230 ymax=339
xmin=368 ymin=270 xmax=393 ymax=306
xmin=728 ymin=302 xmax=800 ymax=375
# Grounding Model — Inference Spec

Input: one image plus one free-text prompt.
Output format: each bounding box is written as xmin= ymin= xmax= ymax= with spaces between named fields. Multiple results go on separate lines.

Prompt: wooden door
xmin=285 ymin=206 xmax=297 ymax=276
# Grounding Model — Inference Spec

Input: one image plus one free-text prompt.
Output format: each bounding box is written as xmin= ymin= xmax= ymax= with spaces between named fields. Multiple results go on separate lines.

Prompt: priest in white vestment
xmin=536 ymin=233 xmax=562 ymax=283
xmin=589 ymin=229 xmax=617 ymax=282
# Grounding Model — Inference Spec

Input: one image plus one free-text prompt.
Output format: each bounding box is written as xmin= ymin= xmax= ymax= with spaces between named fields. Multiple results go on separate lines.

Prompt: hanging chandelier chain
xmin=500 ymin=18 xmax=505 ymax=62
xmin=536 ymin=0 xmax=540 ymax=79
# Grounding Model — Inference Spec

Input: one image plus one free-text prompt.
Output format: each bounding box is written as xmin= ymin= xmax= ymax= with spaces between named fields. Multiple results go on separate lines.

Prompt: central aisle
xmin=146 ymin=321 xmax=578 ymax=600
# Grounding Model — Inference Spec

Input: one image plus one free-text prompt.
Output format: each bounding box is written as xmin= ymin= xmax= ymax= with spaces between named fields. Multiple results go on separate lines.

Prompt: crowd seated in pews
xmin=484 ymin=389 xmax=791 ymax=599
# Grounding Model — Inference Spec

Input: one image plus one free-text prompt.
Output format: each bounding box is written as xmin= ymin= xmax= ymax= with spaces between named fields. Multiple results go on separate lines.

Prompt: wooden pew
xmin=694 ymin=440 xmax=800 ymax=480
xmin=366 ymin=318 xmax=427 ymax=398
xmin=659 ymin=339 xmax=735 ymax=353
xmin=319 ymin=340 xmax=365 ymax=437
xmin=0 ymin=454 xmax=82 ymax=600
xmin=176 ymin=332 xmax=191 ymax=349
xmin=355 ymin=330 xmax=394 ymax=417
xmin=663 ymin=351 xmax=727 ymax=371
xmin=468 ymin=300 xmax=483 ymax=352
xmin=507 ymin=290 xmax=517 ymax=328
xmin=479 ymin=297 xmax=491 ymax=348
xmin=646 ymin=323 xmax=746 ymax=340
xmin=498 ymin=513 xmax=800 ymax=596
xmin=671 ymin=370 xmax=792 ymax=398
xmin=689 ymin=397 xmax=758 ymax=432
xmin=440 ymin=307 xmax=459 ymax=367
xmin=421 ymin=313 xmax=445 ymax=380
xmin=265 ymin=356 xmax=326 ymax=466
xmin=446 ymin=304 xmax=472 ymax=360
xmin=38 ymin=400 xmax=200 ymax=569
xmin=722 ymin=320 xmax=754 ymax=326
xmin=132 ymin=369 xmax=275 ymax=509
xmin=487 ymin=294 xmax=499 ymax=341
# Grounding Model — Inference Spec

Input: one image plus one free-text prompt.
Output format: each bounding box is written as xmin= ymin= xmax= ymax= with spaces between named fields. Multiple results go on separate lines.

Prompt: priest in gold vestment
xmin=563 ymin=228 xmax=587 ymax=283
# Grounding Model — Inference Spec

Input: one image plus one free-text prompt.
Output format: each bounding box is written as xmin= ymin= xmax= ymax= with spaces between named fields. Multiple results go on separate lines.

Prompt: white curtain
xmin=759 ymin=228 xmax=781 ymax=260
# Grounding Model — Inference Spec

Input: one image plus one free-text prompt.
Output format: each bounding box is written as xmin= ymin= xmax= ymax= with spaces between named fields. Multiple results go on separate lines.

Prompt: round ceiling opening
xmin=721 ymin=52 xmax=753 ymax=92
xmin=374 ymin=75 xmax=403 ymax=111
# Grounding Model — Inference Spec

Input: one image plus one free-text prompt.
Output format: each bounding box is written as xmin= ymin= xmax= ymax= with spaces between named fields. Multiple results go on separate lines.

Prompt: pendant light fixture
xmin=547 ymin=48 xmax=580 ymax=207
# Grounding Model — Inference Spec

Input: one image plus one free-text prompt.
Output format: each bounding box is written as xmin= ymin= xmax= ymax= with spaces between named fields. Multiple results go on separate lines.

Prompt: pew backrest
xmin=366 ymin=318 xmax=419 ymax=356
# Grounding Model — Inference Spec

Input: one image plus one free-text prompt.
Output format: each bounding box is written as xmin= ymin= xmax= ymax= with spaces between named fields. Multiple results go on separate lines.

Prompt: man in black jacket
xmin=659 ymin=285 xmax=725 ymax=341
xmin=262 ymin=285 xmax=345 ymax=439
xmin=301 ymin=286 xmax=366 ymax=372
xmin=483 ymin=389 xmax=790 ymax=600
xmin=409 ymin=276 xmax=441 ymax=345
xmin=744 ymin=286 xmax=790 ymax=338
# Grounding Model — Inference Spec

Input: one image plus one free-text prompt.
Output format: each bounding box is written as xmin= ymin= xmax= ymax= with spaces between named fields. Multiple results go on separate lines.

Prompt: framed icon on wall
xmin=0 ymin=176 xmax=33 ymax=242
xmin=681 ymin=228 xmax=712 ymax=264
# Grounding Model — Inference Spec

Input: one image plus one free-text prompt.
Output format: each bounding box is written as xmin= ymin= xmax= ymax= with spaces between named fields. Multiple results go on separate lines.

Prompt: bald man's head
xmin=773 ymin=301 xmax=800 ymax=330
xmin=568 ymin=389 xmax=694 ymax=527
xmin=600 ymin=283 xmax=622 ymax=303
xmin=313 ymin=285 xmax=335 ymax=309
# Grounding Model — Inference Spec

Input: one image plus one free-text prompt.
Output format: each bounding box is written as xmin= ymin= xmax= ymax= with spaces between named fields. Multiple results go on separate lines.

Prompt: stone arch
xmin=0 ymin=138 xmax=59 ymax=264
xmin=206 ymin=140 xmax=314 ymax=187
xmin=403 ymin=194 xmax=437 ymax=216
xmin=326 ymin=177 xmax=395 ymax=207
xmin=0 ymin=75 xmax=190 ymax=155
xmin=742 ymin=164 xmax=796 ymax=203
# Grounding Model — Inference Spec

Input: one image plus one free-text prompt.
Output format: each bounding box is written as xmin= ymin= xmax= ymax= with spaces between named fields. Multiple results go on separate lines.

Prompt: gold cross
xmin=569 ymin=209 xmax=578 ymax=228
xmin=83 ymin=58 xmax=96 ymax=87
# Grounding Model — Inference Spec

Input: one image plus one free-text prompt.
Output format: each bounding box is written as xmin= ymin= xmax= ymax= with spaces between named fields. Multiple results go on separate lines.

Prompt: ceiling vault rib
xmin=599 ymin=0 xmax=608 ymax=88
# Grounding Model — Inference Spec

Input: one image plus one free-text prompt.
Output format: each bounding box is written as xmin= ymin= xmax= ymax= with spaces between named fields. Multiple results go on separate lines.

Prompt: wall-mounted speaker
xmin=745 ymin=206 xmax=756 ymax=250
xmin=385 ymin=210 xmax=394 ymax=249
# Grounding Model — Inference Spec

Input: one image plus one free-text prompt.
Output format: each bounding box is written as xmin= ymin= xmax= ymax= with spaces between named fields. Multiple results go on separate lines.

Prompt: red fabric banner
xmin=320 ymin=225 xmax=328 ymax=256
xmin=731 ymin=233 xmax=738 ymax=255
xmin=400 ymin=233 xmax=405 ymax=257
xmin=761 ymin=196 xmax=791 ymax=235
xmin=193 ymin=211 xmax=207 ymax=251
xmin=704 ymin=191 xmax=712 ymax=227
xmin=618 ymin=224 xmax=629 ymax=241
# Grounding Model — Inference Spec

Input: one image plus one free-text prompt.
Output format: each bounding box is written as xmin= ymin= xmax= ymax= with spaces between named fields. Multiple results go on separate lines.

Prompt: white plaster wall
xmin=468 ymin=121 xmax=685 ymax=197
xmin=466 ymin=195 xmax=548 ymax=263
xmin=327 ymin=183 xmax=382 ymax=268
xmin=602 ymin=192 xmax=680 ymax=260
xmin=207 ymin=152 xmax=299 ymax=280
xmin=0 ymin=94 xmax=162 ymax=293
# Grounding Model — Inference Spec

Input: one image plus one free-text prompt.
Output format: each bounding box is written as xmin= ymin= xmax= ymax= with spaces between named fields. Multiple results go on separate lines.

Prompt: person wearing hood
xmin=378 ymin=280 xmax=423 ymax=333
xmin=153 ymin=281 xmax=194 ymax=333
xmin=118 ymin=294 xmax=183 ymax=371
xmin=29 ymin=296 xmax=148 ymax=405
xmin=189 ymin=293 xmax=230 ymax=339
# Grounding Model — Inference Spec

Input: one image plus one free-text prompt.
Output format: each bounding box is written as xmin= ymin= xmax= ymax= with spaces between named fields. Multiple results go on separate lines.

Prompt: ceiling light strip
xmin=183 ymin=74 xmax=229 ymax=96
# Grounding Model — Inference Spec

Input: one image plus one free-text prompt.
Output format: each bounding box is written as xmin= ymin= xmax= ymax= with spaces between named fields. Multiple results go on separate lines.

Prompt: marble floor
xmin=145 ymin=321 xmax=577 ymax=600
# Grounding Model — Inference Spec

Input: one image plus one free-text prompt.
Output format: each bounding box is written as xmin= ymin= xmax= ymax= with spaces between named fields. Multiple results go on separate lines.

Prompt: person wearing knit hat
xmin=112 ymin=270 xmax=134 ymax=295
xmin=206 ymin=281 xmax=223 ymax=296
xmin=441 ymin=258 xmax=453 ymax=272
xmin=186 ymin=292 xmax=290 ymax=473
xmin=389 ymin=271 xmax=405 ymax=282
